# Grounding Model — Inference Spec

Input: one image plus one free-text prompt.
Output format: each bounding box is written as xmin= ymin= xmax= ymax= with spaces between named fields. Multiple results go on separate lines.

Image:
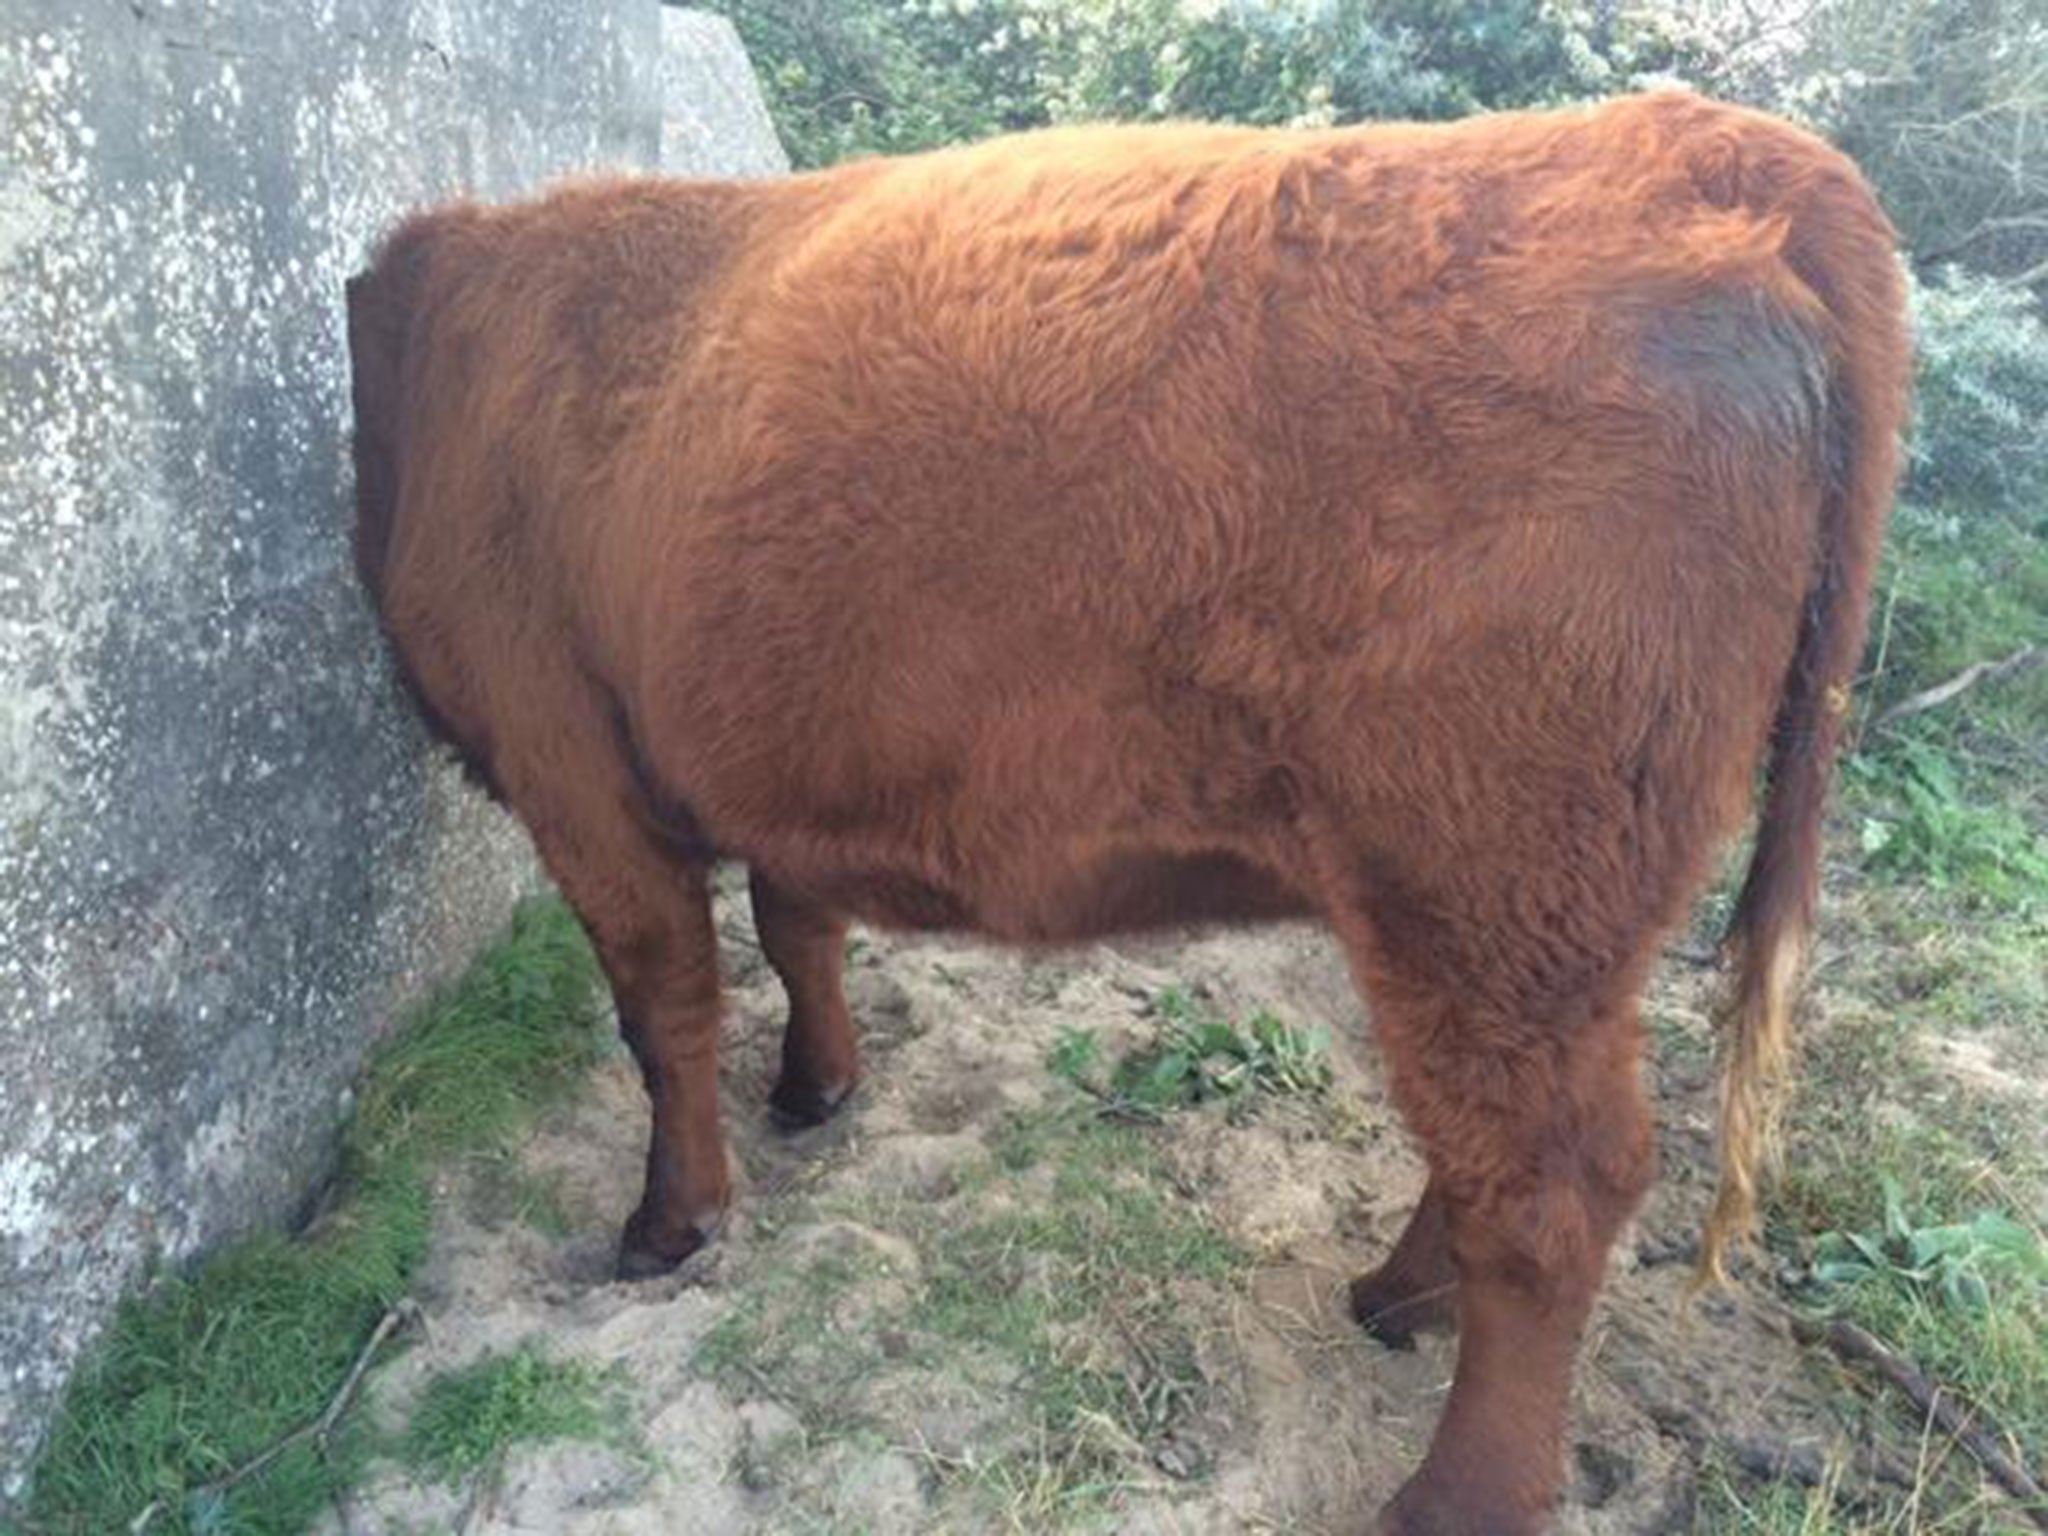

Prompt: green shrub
xmin=1905 ymin=267 xmax=2048 ymax=517
xmin=712 ymin=0 xmax=1717 ymax=167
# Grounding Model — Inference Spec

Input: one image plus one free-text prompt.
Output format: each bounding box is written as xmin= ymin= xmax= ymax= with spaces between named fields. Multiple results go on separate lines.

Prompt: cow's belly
xmin=786 ymin=845 xmax=1316 ymax=945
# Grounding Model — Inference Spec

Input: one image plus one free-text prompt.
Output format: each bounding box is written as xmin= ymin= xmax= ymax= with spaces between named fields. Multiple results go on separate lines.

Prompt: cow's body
xmin=348 ymin=92 xmax=1909 ymax=1533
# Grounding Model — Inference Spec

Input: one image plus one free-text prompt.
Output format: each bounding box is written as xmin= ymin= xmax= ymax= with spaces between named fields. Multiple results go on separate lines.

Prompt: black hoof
xmin=1350 ymin=1275 xmax=1454 ymax=1351
xmin=614 ymin=1212 xmax=718 ymax=1281
xmin=767 ymin=1073 xmax=857 ymax=1131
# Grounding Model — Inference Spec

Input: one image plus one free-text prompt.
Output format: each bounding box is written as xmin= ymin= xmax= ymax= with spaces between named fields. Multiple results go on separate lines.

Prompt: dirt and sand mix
xmin=322 ymin=882 xmax=1884 ymax=1535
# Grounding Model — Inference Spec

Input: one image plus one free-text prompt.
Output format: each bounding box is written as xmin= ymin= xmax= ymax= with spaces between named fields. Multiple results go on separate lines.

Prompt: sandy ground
xmin=319 ymin=876 xmax=1884 ymax=1536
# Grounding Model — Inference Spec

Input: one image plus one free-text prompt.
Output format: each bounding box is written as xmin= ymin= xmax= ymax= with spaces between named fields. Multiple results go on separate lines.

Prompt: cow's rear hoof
xmin=615 ymin=1212 xmax=718 ymax=1281
xmin=768 ymin=1073 xmax=857 ymax=1131
xmin=1349 ymin=1271 xmax=1455 ymax=1351
xmin=1377 ymin=1478 xmax=1547 ymax=1536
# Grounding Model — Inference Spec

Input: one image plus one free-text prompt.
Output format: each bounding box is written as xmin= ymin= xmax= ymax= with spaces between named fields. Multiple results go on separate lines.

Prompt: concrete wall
xmin=0 ymin=3 xmax=786 ymax=1498
xmin=661 ymin=9 xmax=791 ymax=178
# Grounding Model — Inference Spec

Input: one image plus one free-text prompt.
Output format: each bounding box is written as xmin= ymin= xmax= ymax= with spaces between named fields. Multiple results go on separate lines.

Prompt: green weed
xmin=1812 ymin=1175 xmax=2048 ymax=1314
xmin=1049 ymin=990 xmax=1330 ymax=1119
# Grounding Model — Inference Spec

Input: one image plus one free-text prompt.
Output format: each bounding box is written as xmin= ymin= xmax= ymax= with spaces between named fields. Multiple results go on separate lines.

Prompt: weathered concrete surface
xmin=660 ymin=8 xmax=791 ymax=177
xmin=0 ymin=3 xmax=786 ymax=1501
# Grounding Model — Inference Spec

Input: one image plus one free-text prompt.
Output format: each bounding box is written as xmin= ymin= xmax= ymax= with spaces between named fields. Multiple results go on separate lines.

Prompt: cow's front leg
xmin=491 ymin=710 xmax=733 ymax=1282
xmin=749 ymin=869 xmax=859 ymax=1128
xmin=603 ymin=866 xmax=729 ymax=1279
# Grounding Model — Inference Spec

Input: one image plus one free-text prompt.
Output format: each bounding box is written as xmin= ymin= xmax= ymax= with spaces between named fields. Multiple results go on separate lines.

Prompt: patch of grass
xmin=910 ymin=1111 xmax=1242 ymax=1515
xmin=1869 ymin=502 xmax=2048 ymax=737
xmin=348 ymin=898 xmax=605 ymax=1167
xmin=1756 ymin=855 xmax=2048 ymax=1529
xmin=1850 ymin=493 xmax=2048 ymax=929
xmin=1049 ymin=990 xmax=1330 ymax=1120
xmin=694 ymin=1106 xmax=1245 ymax=1528
xmin=400 ymin=1345 xmax=622 ymax=1486
xmin=1692 ymin=1456 xmax=1859 ymax=1534
xmin=22 ymin=897 xmax=605 ymax=1536
xmin=469 ymin=1154 xmax=578 ymax=1237
xmin=691 ymin=1219 xmax=905 ymax=1442
xmin=1773 ymin=1022 xmax=2034 ymax=1248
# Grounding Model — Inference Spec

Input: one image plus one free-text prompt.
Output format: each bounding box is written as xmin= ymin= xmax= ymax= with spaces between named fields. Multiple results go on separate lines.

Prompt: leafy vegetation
xmin=1813 ymin=1176 xmax=2046 ymax=1315
xmin=1848 ymin=740 xmax=2048 ymax=905
xmin=1794 ymin=1179 xmax=2048 ymax=1531
xmin=1847 ymin=266 xmax=2048 ymax=930
xmin=21 ymin=899 xmax=604 ymax=1535
xmin=1802 ymin=1176 xmax=2048 ymax=1473
xmin=715 ymin=0 xmax=1722 ymax=167
xmin=1049 ymin=990 xmax=1331 ymax=1119
xmin=1903 ymin=268 xmax=2048 ymax=516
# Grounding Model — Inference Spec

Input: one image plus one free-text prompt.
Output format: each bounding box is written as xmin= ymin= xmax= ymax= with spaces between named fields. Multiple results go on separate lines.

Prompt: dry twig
xmin=1793 ymin=1314 xmax=2048 ymax=1531
xmin=1870 ymin=645 xmax=2042 ymax=732
xmin=128 ymin=1299 xmax=419 ymax=1534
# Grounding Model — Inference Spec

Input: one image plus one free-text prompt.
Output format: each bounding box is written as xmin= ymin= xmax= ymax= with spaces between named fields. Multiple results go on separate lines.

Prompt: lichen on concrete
xmin=0 ymin=3 xmax=787 ymax=1503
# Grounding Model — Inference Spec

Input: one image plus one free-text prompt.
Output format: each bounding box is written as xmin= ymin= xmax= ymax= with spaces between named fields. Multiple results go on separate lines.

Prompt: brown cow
xmin=346 ymin=91 xmax=1909 ymax=1534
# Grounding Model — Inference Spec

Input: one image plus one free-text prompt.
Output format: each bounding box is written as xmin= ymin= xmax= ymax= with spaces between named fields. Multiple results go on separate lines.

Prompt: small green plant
xmin=400 ymin=1345 xmax=621 ymax=1486
xmin=1812 ymin=1175 xmax=2048 ymax=1315
xmin=1050 ymin=991 xmax=1330 ymax=1119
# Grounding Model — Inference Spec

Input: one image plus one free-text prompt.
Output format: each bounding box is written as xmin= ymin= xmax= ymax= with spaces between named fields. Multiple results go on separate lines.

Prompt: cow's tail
xmin=1697 ymin=152 xmax=1910 ymax=1287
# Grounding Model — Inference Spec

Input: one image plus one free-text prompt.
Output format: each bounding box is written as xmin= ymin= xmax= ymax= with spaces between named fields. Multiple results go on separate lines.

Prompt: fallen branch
xmin=1870 ymin=645 xmax=2042 ymax=732
xmin=1793 ymin=1314 xmax=2048 ymax=1531
xmin=129 ymin=1299 xmax=419 ymax=1534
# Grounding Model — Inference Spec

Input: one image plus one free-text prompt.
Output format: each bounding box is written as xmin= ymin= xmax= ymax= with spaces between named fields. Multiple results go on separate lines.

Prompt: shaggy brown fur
xmin=347 ymin=91 xmax=1909 ymax=1534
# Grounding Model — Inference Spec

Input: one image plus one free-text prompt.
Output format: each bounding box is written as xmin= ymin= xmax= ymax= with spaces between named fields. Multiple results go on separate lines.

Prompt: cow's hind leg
xmin=1337 ymin=906 xmax=1658 ymax=1535
xmin=1351 ymin=1175 xmax=1458 ymax=1349
xmin=749 ymin=869 xmax=860 ymax=1127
